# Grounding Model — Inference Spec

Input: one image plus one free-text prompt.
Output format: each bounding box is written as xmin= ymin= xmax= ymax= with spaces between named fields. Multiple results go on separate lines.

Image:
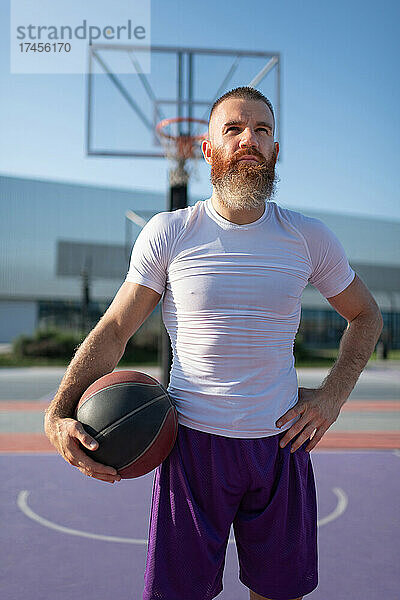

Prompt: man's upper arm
xmin=326 ymin=273 xmax=383 ymax=324
xmin=101 ymin=281 xmax=162 ymax=346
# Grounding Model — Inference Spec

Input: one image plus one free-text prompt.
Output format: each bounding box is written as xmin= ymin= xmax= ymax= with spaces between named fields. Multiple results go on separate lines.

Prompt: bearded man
xmin=45 ymin=87 xmax=383 ymax=600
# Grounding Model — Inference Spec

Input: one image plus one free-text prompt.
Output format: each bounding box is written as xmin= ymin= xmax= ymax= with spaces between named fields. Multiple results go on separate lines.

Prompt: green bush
xmin=13 ymin=328 xmax=84 ymax=359
xmin=11 ymin=327 xmax=159 ymax=364
xmin=122 ymin=336 xmax=159 ymax=364
xmin=293 ymin=336 xmax=310 ymax=361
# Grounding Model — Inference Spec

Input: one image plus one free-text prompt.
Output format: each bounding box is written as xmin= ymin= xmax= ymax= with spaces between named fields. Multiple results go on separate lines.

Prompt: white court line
xmin=17 ymin=491 xmax=146 ymax=545
xmin=317 ymin=488 xmax=348 ymax=526
xmin=17 ymin=487 xmax=347 ymax=545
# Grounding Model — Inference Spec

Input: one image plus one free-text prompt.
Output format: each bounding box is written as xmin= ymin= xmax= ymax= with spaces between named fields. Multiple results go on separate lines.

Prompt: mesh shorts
xmin=143 ymin=424 xmax=318 ymax=600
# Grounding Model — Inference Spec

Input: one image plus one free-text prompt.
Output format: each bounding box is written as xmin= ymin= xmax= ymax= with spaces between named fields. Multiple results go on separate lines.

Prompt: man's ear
xmin=274 ymin=141 xmax=280 ymax=161
xmin=202 ymin=139 xmax=213 ymax=165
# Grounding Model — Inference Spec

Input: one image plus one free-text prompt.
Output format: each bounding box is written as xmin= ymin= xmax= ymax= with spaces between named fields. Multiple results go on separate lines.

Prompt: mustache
xmin=231 ymin=148 xmax=267 ymax=165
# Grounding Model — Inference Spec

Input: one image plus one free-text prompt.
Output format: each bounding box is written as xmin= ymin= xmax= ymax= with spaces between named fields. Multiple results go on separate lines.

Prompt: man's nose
xmin=239 ymin=128 xmax=258 ymax=149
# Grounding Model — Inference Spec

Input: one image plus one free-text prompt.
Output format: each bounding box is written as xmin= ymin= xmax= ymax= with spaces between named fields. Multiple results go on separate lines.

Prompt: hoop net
xmin=155 ymin=117 xmax=208 ymax=186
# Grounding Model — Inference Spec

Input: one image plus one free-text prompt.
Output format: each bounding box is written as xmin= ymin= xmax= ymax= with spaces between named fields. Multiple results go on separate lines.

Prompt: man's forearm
xmin=318 ymin=310 xmax=383 ymax=406
xmin=44 ymin=321 xmax=126 ymax=426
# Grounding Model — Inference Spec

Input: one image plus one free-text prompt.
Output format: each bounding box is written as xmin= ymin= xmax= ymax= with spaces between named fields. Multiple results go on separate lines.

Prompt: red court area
xmin=1 ymin=400 xmax=399 ymax=452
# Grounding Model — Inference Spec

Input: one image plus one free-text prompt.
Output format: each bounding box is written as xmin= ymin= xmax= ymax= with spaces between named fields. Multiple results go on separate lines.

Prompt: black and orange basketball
xmin=75 ymin=370 xmax=178 ymax=479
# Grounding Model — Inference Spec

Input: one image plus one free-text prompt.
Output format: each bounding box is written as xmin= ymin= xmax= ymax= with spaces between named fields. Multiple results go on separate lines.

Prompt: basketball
xmin=75 ymin=370 xmax=178 ymax=479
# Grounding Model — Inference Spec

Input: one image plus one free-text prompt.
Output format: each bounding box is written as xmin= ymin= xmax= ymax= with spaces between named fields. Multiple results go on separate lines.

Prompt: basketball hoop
xmin=155 ymin=117 xmax=208 ymax=185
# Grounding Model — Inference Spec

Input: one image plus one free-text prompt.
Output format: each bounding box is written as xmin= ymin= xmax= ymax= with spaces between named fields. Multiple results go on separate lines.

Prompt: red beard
xmin=210 ymin=146 xmax=277 ymax=201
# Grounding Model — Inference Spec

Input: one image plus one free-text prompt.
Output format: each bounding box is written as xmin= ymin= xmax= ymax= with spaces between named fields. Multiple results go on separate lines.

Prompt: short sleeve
xmin=125 ymin=213 xmax=169 ymax=295
xmin=306 ymin=219 xmax=355 ymax=298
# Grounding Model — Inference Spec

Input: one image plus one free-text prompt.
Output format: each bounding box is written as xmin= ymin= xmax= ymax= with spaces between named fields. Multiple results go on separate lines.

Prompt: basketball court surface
xmin=1 ymin=364 xmax=399 ymax=599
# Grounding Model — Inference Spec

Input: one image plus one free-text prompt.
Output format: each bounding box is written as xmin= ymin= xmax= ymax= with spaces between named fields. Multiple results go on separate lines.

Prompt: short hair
xmin=209 ymin=86 xmax=275 ymax=131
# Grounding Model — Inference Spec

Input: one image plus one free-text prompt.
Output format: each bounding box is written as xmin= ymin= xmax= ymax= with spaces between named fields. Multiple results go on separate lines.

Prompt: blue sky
xmin=1 ymin=0 xmax=399 ymax=221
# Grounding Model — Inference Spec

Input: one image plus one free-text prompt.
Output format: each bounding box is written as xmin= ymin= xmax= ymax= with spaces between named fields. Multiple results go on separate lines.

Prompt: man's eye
xmin=257 ymin=128 xmax=270 ymax=134
xmin=226 ymin=126 xmax=240 ymax=132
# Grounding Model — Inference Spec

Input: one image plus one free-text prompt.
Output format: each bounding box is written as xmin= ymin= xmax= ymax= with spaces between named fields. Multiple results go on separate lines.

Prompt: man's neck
xmin=210 ymin=193 xmax=266 ymax=225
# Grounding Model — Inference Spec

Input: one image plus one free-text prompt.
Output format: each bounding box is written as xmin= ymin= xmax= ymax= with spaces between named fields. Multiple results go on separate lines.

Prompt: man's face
xmin=202 ymin=98 xmax=280 ymax=210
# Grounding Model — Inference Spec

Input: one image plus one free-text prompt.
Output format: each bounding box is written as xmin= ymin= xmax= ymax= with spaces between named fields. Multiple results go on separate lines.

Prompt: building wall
xmin=0 ymin=300 xmax=36 ymax=343
xmin=1 ymin=174 xmax=399 ymax=346
xmin=0 ymin=174 xmax=165 ymax=301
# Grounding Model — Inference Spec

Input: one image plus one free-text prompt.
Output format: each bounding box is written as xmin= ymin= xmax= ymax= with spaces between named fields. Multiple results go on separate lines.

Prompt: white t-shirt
xmin=125 ymin=198 xmax=355 ymax=438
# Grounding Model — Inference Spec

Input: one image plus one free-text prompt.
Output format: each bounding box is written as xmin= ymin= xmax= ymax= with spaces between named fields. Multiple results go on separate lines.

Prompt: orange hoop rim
xmin=155 ymin=117 xmax=208 ymax=142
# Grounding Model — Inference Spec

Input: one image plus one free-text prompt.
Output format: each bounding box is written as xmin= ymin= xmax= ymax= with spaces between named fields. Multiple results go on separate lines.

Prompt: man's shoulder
xmin=272 ymin=202 xmax=328 ymax=236
xmin=148 ymin=200 xmax=204 ymax=230
xmin=141 ymin=204 xmax=192 ymax=241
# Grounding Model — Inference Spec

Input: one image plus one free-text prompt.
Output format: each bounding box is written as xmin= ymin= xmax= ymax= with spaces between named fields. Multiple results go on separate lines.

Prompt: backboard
xmin=85 ymin=44 xmax=281 ymax=161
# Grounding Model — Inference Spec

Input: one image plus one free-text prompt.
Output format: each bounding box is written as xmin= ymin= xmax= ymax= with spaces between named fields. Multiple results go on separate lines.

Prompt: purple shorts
xmin=143 ymin=424 xmax=318 ymax=600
